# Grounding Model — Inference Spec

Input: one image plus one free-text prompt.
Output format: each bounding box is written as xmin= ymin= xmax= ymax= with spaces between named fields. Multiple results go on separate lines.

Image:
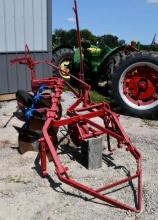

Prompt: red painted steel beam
xmin=11 ymin=42 xmax=142 ymax=212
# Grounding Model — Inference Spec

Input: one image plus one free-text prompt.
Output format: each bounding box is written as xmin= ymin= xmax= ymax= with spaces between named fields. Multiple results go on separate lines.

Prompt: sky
xmin=52 ymin=0 xmax=158 ymax=44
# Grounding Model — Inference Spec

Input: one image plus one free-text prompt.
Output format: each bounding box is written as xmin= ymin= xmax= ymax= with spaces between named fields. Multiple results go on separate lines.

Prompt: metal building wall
xmin=0 ymin=0 xmax=52 ymax=94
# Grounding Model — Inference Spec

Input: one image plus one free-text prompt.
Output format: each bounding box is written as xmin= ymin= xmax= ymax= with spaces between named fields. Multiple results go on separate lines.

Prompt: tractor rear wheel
xmin=107 ymin=51 xmax=158 ymax=118
xmin=52 ymin=47 xmax=74 ymax=80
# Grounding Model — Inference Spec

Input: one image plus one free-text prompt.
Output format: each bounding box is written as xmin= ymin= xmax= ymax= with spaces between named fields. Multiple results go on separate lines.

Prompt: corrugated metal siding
xmin=0 ymin=0 xmax=52 ymax=95
xmin=0 ymin=52 xmax=52 ymax=94
xmin=0 ymin=0 xmax=47 ymax=52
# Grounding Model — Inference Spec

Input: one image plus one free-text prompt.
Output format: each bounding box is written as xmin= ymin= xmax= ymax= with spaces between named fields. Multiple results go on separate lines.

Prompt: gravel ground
xmin=0 ymin=92 xmax=158 ymax=220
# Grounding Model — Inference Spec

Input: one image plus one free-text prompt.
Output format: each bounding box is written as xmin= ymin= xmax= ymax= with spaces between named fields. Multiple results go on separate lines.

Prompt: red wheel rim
xmin=119 ymin=62 xmax=158 ymax=110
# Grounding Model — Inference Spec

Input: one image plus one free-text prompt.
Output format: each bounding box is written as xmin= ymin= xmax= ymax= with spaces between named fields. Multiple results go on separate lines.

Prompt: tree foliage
xmin=52 ymin=28 xmax=125 ymax=48
xmin=52 ymin=28 xmax=158 ymax=50
xmin=80 ymin=29 xmax=97 ymax=45
xmin=96 ymin=34 xmax=125 ymax=48
xmin=140 ymin=44 xmax=158 ymax=51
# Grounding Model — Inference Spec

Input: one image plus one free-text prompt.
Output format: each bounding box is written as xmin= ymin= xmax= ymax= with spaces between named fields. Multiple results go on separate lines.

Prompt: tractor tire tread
xmin=107 ymin=51 xmax=158 ymax=118
xmin=52 ymin=47 xmax=74 ymax=78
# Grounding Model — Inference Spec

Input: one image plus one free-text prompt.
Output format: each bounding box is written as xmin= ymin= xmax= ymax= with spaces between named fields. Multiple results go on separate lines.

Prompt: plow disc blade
xmin=18 ymin=134 xmax=39 ymax=154
xmin=15 ymin=118 xmax=58 ymax=155
xmin=17 ymin=118 xmax=43 ymax=154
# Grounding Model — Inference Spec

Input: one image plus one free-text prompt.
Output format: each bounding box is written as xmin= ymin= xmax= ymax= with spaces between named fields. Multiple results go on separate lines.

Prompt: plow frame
xmin=11 ymin=52 xmax=142 ymax=212
xmin=42 ymin=95 xmax=142 ymax=212
xmin=10 ymin=0 xmax=142 ymax=211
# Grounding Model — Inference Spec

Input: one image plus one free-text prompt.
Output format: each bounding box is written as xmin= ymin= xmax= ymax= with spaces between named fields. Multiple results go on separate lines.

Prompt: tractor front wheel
xmin=108 ymin=51 xmax=158 ymax=118
xmin=52 ymin=47 xmax=74 ymax=80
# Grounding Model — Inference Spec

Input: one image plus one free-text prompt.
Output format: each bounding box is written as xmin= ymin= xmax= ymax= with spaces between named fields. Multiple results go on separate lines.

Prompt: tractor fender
xmin=99 ymin=45 xmax=137 ymax=69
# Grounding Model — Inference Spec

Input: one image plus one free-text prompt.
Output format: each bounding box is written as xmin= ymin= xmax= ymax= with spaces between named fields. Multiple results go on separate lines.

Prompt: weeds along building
xmin=0 ymin=0 xmax=52 ymax=100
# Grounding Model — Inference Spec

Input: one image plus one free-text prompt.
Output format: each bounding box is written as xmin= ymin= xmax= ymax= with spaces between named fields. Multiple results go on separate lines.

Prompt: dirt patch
xmin=0 ymin=93 xmax=158 ymax=220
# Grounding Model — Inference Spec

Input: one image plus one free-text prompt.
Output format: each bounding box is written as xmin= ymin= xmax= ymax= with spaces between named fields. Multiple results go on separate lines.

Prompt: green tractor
xmin=52 ymin=2 xmax=158 ymax=119
xmin=52 ymin=40 xmax=158 ymax=118
xmin=52 ymin=0 xmax=158 ymax=119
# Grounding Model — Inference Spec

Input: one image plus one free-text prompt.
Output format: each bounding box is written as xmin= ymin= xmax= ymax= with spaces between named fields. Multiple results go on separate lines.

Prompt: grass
xmin=63 ymin=83 xmax=110 ymax=103
xmin=90 ymin=90 xmax=110 ymax=103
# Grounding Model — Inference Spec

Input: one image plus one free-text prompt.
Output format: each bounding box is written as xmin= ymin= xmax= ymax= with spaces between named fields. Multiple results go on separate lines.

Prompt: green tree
xmin=52 ymin=28 xmax=97 ymax=47
xmin=97 ymin=34 xmax=123 ymax=48
xmin=67 ymin=29 xmax=77 ymax=46
xmin=80 ymin=29 xmax=97 ymax=45
xmin=52 ymin=29 xmax=127 ymax=48
xmin=52 ymin=29 xmax=70 ymax=46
